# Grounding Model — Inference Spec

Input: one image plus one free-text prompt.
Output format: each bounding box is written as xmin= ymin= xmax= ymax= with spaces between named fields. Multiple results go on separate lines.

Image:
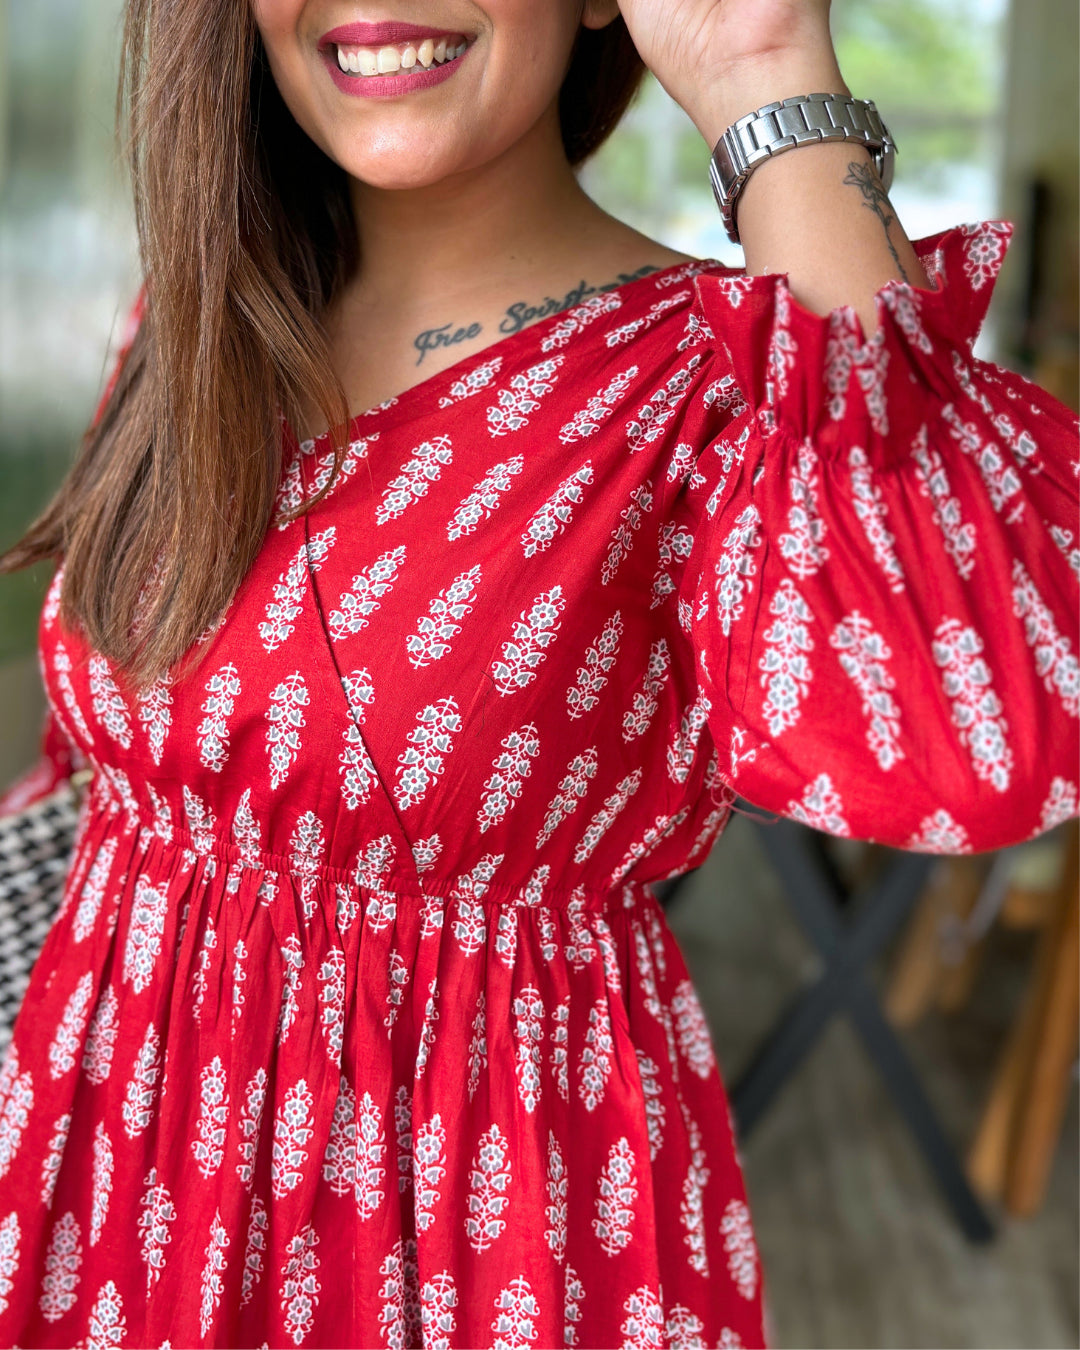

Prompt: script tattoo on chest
xmin=411 ymin=263 xmax=662 ymax=366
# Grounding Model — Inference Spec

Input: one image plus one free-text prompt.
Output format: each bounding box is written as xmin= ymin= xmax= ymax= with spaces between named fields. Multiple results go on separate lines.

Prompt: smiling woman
xmin=0 ymin=1 xmax=1077 ymax=1348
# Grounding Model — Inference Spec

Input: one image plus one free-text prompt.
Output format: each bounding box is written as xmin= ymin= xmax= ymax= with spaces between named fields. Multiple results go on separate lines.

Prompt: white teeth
xmin=334 ymin=37 xmax=467 ymax=78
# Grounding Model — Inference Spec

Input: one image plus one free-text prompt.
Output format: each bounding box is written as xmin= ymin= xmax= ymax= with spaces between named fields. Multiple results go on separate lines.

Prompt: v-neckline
xmin=282 ymin=255 xmax=725 ymax=447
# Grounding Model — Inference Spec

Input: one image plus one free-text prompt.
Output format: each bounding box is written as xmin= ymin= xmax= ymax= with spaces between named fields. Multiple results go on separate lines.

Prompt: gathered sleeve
xmin=670 ymin=220 xmax=1079 ymax=853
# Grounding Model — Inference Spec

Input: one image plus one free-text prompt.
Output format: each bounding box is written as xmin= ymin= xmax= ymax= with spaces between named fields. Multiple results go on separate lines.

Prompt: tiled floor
xmin=666 ymin=813 xmax=1079 ymax=1350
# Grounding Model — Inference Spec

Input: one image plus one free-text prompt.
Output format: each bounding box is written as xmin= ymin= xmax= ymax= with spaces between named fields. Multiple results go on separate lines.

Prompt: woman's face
xmin=250 ymin=2 xmax=620 ymax=190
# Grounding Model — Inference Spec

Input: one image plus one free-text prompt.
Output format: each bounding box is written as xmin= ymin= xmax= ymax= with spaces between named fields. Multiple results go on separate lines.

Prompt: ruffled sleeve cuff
xmin=689 ymin=220 xmax=1016 ymax=455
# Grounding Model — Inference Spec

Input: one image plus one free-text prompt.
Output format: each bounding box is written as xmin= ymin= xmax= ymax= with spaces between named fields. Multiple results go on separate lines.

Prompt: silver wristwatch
xmin=709 ymin=92 xmax=897 ymax=245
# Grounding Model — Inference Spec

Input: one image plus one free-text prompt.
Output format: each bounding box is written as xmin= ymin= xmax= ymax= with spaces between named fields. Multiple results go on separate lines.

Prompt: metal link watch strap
xmin=709 ymin=92 xmax=897 ymax=245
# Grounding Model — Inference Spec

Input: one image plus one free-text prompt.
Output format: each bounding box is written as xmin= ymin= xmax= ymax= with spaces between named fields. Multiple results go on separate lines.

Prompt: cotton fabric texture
xmin=0 ymin=220 xmax=1077 ymax=1350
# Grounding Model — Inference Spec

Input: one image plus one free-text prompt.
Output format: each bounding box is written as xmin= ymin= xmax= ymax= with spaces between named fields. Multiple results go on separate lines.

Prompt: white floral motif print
xmin=787 ymin=773 xmax=849 ymax=835
xmin=272 ymin=433 xmax=375 ymax=526
xmin=625 ymin=354 xmax=703 ymax=453
xmin=465 ymin=1122 xmax=512 ymax=1253
xmin=721 ymin=1198 xmax=759 ymax=1300
xmin=911 ymin=426 xmax=977 ymax=580
xmin=277 ymin=936 xmax=305 ymax=1045
xmin=421 ymin=1271 xmax=459 ymax=1347
xmin=907 ymin=808 xmax=971 ymax=853
xmin=1011 ymin=559 xmax=1079 ymax=717
xmin=602 ymin=481 xmax=654 ymax=585
xmin=0 ymin=1046 xmax=33 ymax=1178
xmin=88 ymin=653 xmax=133 ymax=748
xmin=759 ymin=578 xmax=814 ymax=737
xmin=445 ymin=457 xmax=524 ymax=540
xmin=848 ymin=446 xmax=905 ymax=592
xmin=540 ymin=290 xmax=623 ymax=351
xmin=40 ymin=1113 xmax=71 ymax=1208
xmin=81 ymin=985 xmax=120 ymax=1085
xmin=135 ymin=671 xmax=173 ymax=765
xmin=438 ymin=352 xmax=504 ymax=406
xmin=328 ymin=545 xmax=407 ymax=639
xmin=829 ymin=612 xmax=905 ymax=770
xmin=536 ymin=747 xmax=598 ymax=848
xmin=558 ymin=367 xmax=638 ymax=444
xmin=39 ymin=1210 xmax=82 ymax=1321
xmin=395 ymin=696 xmax=462 ymax=810
xmin=279 ymin=1223 xmax=320 ymax=1345
xmin=671 ymin=978 xmax=717 ymax=1079
xmin=667 ymin=692 xmax=712 ymax=784
xmin=260 ymin=527 xmax=336 ymax=652
xmin=240 ymin=1195 xmax=268 ymax=1308
xmin=573 ymin=769 xmax=643 ymax=863
xmin=651 ymin=519 xmax=695 ymax=608
xmin=289 ymin=812 xmax=326 ymax=921
xmin=679 ymin=1111 xmax=710 ymax=1276
xmin=521 ymin=463 xmax=594 ymax=556
xmin=578 ymin=998 xmax=615 ymax=1112
xmin=199 ymin=1208 xmax=229 ymax=1337
xmin=1038 ymin=778 xmax=1078 ymax=833
xmin=198 ymin=662 xmax=242 ymax=771
xmin=236 ymin=1067 xmax=269 ymax=1190
xmin=265 ymin=671 xmax=309 ymax=789
xmin=70 ymin=828 xmax=116 ymax=941
xmin=317 ymin=949 xmax=346 ymax=1066
xmin=476 ymin=723 xmax=540 ymax=834
xmin=566 ymin=612 xmax=622 ymax=719
xmin=0 ymin=1211 xmax=18 ymax=1317
xmin=491 ymin=587 xmax=566 ymax=696
xmin=941 ymin=402 xmax=1022 ymax=515
xmin=406 ymin=565 xmax=482 ymax=666
xmin=377 ymin=435 xmax=454 ymax=524
xmin=593 ymin=1136 xmax=638 ymax=1255
xmin=192 ymin=1055 xmax=229 ymax=1179
xmin=778 ymin=439 xmax=829 ymax=578
xmin=931 ymin=618 xmax=1013 ymax=791
xmin=620 ymin=1284 xmax=666 ymax=1349
xmin=89 ymin=1120 xmax=113 ymax=1247
xmin=272 ymin=1079 xmax=316 ymax=1198
xmin=960 ymin=219 xmax=1011 ymax=290
xmin=511 ymin=987 xmax=545 ymax=1113
xmin=544 ymin=1130 xmax=567 ymax=1261
xmin=709 ymin=504 xmax=762 ymax=636
xmin=606 ymin=291 xmax=689 ymax=346
xmin=321 ymin=1075 xmax=358 ymax=1198
xmin=487 ymin=356 xmax=563 ymax=436
xmin=136 ymin=1166 xmax=175 ymax=1295
xmin=85 ymin=1279 xmax=127 ymax=1350
xmin=339 ymin=667 xmax=377 ymax=809
xmin=490 ymin=1276 xmax=540 ymax=1349
xmin=413 ymin=1114 xmax=448 ymax=1232
xmin=52 ymin=640 xmax=94 ymax=745
xmin=121 ymin=1021 xmax=162 ymax=1140
xmin=356 ymin=1091 xmax=387 ymax=1222
xmin=48 ymin=970 xmax=95 ymax=1079
xmin=622 ymin=639 xmax=671 ymax=742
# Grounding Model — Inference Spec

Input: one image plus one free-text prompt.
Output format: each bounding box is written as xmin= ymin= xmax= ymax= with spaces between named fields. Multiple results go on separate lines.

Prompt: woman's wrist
xmin=678 ymin=49 xmax=851 ymax=151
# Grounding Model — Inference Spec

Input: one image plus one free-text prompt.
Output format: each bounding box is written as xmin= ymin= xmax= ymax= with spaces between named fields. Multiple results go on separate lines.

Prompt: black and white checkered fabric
xmin=0 ymin=785 xmax=79 ymax=1064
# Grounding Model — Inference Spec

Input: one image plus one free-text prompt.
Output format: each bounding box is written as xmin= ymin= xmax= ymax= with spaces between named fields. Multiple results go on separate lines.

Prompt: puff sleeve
xmin=0 ymin=285 xmax=145 ymax=816
xmin=671 ymin=220 xmax=1079 ymax=853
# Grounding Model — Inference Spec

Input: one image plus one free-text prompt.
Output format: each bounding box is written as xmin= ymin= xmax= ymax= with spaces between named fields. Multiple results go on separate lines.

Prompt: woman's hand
xmin=614 ymin=0 xmax=847 ymax=146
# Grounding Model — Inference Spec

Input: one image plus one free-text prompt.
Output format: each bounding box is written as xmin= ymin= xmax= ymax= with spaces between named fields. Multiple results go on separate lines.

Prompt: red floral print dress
xmin=0 ymin=220 xmax=1076 ymax=1350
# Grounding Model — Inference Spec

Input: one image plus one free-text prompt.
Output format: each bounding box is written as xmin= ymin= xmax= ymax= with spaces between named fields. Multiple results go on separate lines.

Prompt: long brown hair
xmin=0 ymin=5 xmax=646 ymax=696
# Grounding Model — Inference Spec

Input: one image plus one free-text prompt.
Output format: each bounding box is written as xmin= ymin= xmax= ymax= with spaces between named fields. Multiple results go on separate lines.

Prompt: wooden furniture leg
xmin=1003 ymin=822 xmax=1079 ymax=1216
